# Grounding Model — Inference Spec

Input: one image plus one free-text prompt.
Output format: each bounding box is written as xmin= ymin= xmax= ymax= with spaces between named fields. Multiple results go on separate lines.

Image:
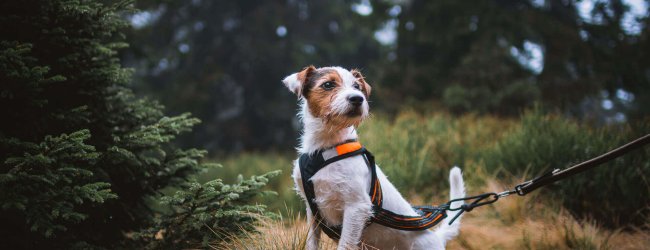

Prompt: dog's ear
xmin=351 ymin=69 xmax=372 ymax=98
xmin=283 ymin=65 xmax=316 ymax=98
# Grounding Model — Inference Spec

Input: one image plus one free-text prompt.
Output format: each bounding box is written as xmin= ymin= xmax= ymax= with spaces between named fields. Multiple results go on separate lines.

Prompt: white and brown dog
xmin=283 ymin=66 xmax=465 ymax=250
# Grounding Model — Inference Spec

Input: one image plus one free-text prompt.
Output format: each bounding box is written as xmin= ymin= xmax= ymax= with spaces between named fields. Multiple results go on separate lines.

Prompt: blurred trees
xmin=383 ymin=0 xmax=650 ymax=119
xmin=123 ymin=0 xmax=650 ymax=152
xmin=123 ymin=0 xmax=391 ymax=152
xmin=381 ymin=0 xmax=540 ymax=115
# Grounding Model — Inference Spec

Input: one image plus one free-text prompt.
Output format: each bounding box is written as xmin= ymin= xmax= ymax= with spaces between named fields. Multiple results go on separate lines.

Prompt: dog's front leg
xmin=337 ymin=202 xmax=372 ymax=250
xmin=305 ymin=206 xmax=321 ymax=250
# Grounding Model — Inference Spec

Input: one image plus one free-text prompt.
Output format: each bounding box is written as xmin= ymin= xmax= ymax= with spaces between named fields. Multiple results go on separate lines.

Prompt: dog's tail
xmin=434 ymin=166 xmax=465 ymax=246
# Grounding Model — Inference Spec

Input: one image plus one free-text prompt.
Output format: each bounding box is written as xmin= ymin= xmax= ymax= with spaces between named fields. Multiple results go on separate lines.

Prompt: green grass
xmin=483 ymin=110 xmax=650 ymax=228
xmin=197 ymin=152 xmax=301 ymax=215
xmin=201 ymin=109 xmax=649 ymax=228
xmin=360 ymin=110 xmax=513 ymax=198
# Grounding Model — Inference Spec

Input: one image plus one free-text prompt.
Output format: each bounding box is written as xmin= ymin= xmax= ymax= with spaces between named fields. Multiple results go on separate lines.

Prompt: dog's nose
xmin=348 ymin=95 xmax=364 ymax=106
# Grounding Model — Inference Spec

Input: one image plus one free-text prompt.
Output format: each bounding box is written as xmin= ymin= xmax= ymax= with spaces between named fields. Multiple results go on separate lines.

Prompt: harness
xmin=299 ymin=140 xmax=447 ymax=240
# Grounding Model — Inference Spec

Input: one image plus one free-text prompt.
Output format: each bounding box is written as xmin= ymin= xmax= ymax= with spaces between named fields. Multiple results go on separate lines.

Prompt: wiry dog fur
xmin=283 ymin=66 xmax=466 ymax=250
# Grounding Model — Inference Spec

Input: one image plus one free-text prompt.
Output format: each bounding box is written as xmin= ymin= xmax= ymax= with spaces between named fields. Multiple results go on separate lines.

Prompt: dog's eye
xmin=321 ymin=81 xmax=336 ymax=90
xmin=353 ymin=83 xmax=360 ymax=90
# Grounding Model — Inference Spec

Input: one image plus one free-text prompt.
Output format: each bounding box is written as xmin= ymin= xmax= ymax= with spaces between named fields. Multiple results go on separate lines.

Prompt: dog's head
xmin=283 ymin=66 xmax=372 ymax=129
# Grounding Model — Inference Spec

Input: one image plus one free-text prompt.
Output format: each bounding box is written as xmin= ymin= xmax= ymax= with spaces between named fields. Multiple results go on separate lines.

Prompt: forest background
xmin=1 ymin=0 xmax=648 ymax=249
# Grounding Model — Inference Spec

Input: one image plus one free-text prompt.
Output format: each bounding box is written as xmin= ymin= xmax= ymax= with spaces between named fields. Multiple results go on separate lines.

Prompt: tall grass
xmin=215 ymin=209 xmax=344 ymax=249
xmin=483 ymin=110 xmax=650 ymax=228
xmin=360 ymin=110 xmax=513 ymax=198
xmin=204 ymin=109 xmax=649 ymax=229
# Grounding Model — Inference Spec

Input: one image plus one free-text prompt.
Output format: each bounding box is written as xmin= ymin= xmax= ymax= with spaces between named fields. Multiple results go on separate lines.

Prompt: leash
xmin=443 ymin=134 xmax=650 ymax=225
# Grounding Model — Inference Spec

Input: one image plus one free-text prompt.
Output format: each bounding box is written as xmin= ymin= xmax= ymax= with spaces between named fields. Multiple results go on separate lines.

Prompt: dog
xmin=283 ymin=66 xmax=465 ymax=250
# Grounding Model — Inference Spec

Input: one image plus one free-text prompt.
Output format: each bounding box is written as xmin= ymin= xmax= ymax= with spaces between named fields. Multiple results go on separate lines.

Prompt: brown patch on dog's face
xmin=304 ymin=69 xmax=343 ymax=118
xmin=289 ymin=66 xmax=370 ymax=131
xmin=351 ymin=69 xmax=372 ymax=98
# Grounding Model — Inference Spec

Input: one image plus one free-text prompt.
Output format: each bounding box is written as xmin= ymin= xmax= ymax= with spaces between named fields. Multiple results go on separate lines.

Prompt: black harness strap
xmin=299 ymin=147 xmax=447 ymax=240
xmin=299 ymin=148 xmax=376 ymax=239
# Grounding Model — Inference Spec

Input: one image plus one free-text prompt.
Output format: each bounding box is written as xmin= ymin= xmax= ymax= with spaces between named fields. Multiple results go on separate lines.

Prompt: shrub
xmin=135 ymin=170 xmax=280 ymax=249
xmin=361 ymin=111 xmax=512 ymax=197
xmin=484 ymin=110 xmax=650 ymax=228
xmin=198 ymin=153 xmax=301 ymax=215
xmin=0 ymin=0 xmax=274 ymax=248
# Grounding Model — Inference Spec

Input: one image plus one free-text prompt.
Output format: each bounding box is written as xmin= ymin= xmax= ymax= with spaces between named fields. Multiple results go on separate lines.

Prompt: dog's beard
xmin=323 ymin=111 xmax=365 ymax=132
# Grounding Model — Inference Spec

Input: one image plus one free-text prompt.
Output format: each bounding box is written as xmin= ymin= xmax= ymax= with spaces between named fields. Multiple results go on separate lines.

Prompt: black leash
xmin=443 ymin=134 xmax=650 ymax=225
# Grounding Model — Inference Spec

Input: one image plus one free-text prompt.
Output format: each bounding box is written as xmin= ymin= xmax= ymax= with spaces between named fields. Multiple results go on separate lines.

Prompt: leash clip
xmin=445 ymin=192 xmax=500 ymax=225
xmin=514 ymin=168 xmax=560 ymax=196
xmin=496 ymin=190 xmax=516 ymax=198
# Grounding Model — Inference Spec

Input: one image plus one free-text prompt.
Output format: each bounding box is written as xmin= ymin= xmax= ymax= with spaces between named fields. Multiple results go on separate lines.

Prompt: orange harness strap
xmin=335 ymin=141 xmax=362 ymax=155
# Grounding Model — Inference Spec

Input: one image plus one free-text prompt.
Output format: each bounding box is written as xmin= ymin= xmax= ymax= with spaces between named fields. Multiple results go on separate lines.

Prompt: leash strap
xmin=514 ymin=134 xmax=650 ymax=195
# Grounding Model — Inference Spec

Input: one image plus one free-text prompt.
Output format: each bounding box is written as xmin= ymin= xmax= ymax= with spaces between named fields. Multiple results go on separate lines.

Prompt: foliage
xmin=380 ymin=0 xmax=539 ymax=115
xmin=0 ymin=130 xmax=116 ymax=239
xmin=122 ymin=0 xmax=392 ymax=152
xmin=484 ymin=109 xmax=650 ymax=228
xmin=0 ymin=0 xmax=274 ymax=248
xmin=135 ymin=170 xmax=280 ymax=249
xmin=205 ymin=111 xmax=513 ymax=216
xmin=380 ymin=0 xmax=650 ymax=120
xmin=361 ymin=111 xmax=513 ymax=195
xmin=219 ymin=110 xmax=648 ymax=229
xmin=198 ymin=153 xmax=301 ymax=215
xmin=122 ymin=0 xmax=650 ymax=152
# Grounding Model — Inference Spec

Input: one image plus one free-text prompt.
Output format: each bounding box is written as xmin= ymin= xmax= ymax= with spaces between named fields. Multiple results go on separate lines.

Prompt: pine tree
xmin=0 ymin=1 xmax=275 ymax=249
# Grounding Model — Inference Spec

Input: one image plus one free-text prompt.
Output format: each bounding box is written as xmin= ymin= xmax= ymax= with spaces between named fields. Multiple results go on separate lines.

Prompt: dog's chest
xmin=309 ymin=156 xmax=371 ymax=225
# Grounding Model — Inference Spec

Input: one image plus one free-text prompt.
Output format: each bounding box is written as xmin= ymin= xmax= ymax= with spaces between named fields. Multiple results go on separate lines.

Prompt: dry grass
xmin=215 ymin=212 xmax=337 ymax=250
xmin=446 ymin=181 xmax=649 ymax=250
